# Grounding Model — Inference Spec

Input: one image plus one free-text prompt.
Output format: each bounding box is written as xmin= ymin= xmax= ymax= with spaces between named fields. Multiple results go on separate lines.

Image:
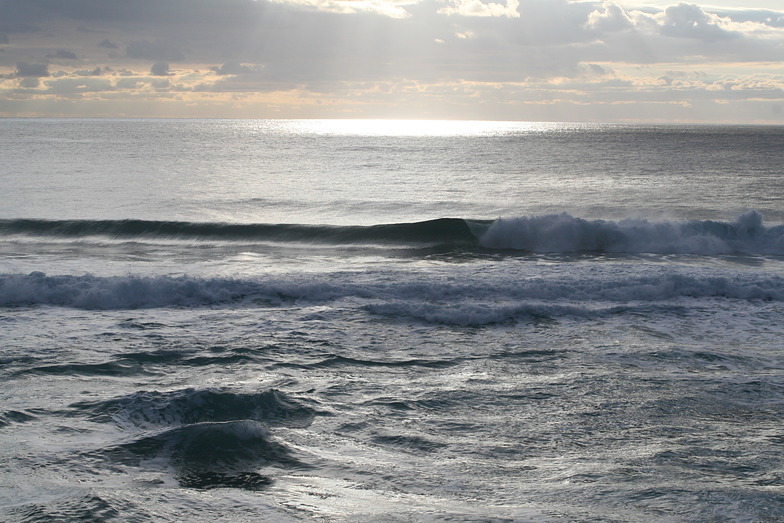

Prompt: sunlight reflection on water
xmin=259 ymin=118 xmax=600 ymax=137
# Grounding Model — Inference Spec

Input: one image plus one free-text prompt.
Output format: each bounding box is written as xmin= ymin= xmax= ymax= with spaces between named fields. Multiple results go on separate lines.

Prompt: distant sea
xmin=2 ymin=118 xmax=783 ymax=522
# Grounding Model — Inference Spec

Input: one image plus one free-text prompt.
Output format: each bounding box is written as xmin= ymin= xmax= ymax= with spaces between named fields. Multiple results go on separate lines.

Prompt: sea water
xmin=1 ymin=118 xmax=783 ymax=521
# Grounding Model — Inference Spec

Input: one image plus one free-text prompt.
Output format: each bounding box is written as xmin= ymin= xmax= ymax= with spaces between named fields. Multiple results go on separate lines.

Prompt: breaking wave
xmin=480 ymin=210 xmax=784 ymax=254
xmin=2 ymin=270 xmax=783 ymax=318
xmin=2 ymin=211 xmax=783 ymax=254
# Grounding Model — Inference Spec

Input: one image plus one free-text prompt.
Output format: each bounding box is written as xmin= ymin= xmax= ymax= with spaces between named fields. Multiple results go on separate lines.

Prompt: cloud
xmin=43 ymin=76 xmax=116 ymax=96
xmin=585 ymin=2 xmax=634 ymax=32
xmin=0 ymin=34 xmax=8 ymax=44
xmin=150 ymin=62 xmax=171 ymax=76
xmin=48 ymin=49 xmax=78 ymax=59
xmin=74 ymin=66 xmax=104 ymax=76
xmin=210 ymin=62 xmax=259 ymax=75
xmin=126 ymin=40 xmax=185 ymax=61
xmin=15 ymin=62 xmax=49 ymax=77
xmin=17 ymin=77 xmax=42 ymax=88
xmin=657 ymin=2 xmax=738 ymax=41
xmin=0 ymin=0 xmax=783 ymax=121
xmin=586 ymin=63 xmax=612 ymax=76
xmin=277 ymin=0 xmax=416 ymax=18
xmin=112 ymin=75 xmax=172 ymax=91
xmin=438 ymin=0 xmax=520 ymax=18
xmin=586 ymin=2 xmax=784 ymax=45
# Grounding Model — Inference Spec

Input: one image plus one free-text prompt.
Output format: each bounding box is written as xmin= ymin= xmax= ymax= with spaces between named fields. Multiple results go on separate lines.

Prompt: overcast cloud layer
xmin=1 ymin=0 xmax=783 ymax=122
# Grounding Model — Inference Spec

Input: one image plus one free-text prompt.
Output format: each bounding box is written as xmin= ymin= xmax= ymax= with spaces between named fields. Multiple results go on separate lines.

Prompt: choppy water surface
xmin=1 ymin=119 xmax=783 ymax=521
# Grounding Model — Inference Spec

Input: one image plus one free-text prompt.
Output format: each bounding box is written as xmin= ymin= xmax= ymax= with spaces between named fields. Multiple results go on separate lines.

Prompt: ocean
xmin=1 ymin=118 xmax=783 ymax=522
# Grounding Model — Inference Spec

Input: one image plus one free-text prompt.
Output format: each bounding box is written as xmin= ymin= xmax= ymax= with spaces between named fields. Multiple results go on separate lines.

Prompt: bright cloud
xmin=272 ymin=0 xmax=417 ymax=18
xmin=0 ymin=0 xmax=782 ymax=122
xmin=585 ymin=2 xmax=635 ymax=32
xmin=438 ymin=0 xmax=520 ymax=18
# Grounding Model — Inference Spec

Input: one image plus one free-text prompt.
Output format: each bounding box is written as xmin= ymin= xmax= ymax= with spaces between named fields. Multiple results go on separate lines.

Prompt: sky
xmin=0 ymin=0 xmax=783 ymax=122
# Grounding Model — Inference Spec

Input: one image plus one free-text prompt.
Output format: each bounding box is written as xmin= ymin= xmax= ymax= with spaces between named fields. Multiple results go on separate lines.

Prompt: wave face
xmin=0 ymin=217 xmax=479 ymax=246
xmin=480 ymin=211 xmax=784 ymax=255
xmin=2 ymin=211 xmax=783 ymax=255
xmin=71 ymin=388 xmax=314 ymax=490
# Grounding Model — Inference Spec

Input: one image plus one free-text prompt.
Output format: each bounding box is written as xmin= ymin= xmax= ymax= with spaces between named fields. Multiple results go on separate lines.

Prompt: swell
xmin=0 ymin=217 xmax=480 ymax=246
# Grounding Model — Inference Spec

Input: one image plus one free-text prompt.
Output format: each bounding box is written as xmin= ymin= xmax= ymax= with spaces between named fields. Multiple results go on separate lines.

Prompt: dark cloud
xmin=0 ymin=0 xmax=262 ymax=25
xmin=0 ymin=0 xmax=271 ymax=49
xmin=74 ymin=66 xmax=104 ymax=76
xmin=0 ymin=0 xmax=43 ymax=33
xmin=48 ymin=49 xmax=78 ymax=59
xmin=18 ymin=77 xmax=42 ymax=87
xmin=150 ymin=62 xmax=170 ymax=76
xmin=98 ymin=39 xmax=118 ymax=49
xmin=16 ymin=61 xmax=49 ymax=77
xmin=126 ymin=40 xmax=185 ymax=61
xmin=0 ymin=33 xmax=8 ymax=44
xmin=211 ymin=62 xmax=258 ymax=75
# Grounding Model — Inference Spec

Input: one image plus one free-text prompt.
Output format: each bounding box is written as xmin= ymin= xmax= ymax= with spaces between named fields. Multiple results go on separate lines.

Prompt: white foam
xmin=479 ymin=211 xmax=784 ymax=254
xmin=2 ymin=266 xmax=782 ymax=318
